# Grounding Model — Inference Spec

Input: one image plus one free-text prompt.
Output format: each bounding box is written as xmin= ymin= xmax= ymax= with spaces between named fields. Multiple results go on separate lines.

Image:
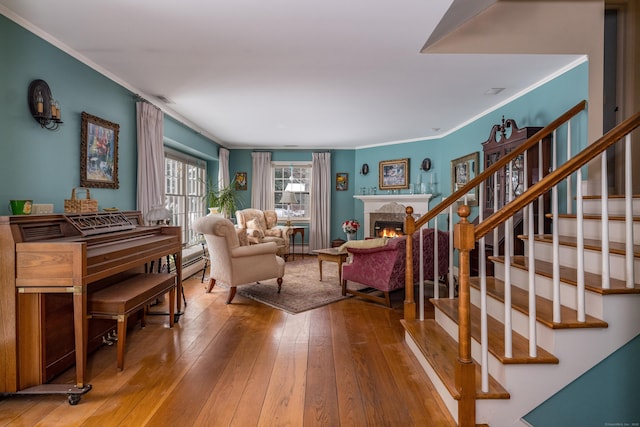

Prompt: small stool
xmin=88 ymin=273 xmax=176 ymax=370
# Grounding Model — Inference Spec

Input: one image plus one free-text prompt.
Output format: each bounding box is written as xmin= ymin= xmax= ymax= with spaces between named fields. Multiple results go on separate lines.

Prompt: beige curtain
xmin=136 ymin=102 xmax=164 ymax=222
xmin=218 ymin=147 xmax=230 ymax=191
xmin=309 ymin=152 xmax=331 ymax=250
xmin=251 ymin=152 xmax=272 ymax=210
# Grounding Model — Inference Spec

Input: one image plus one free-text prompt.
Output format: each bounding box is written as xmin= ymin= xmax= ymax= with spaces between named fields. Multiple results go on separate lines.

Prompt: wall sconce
xmin=28 ymin=79 xmax=63 ymax=131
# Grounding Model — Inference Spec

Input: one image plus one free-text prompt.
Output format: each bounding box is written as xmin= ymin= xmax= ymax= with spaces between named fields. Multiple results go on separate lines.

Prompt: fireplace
xmin=374 ymin=220 xmax=404 ymax=238
xmin=354 ymin=194 xmax=433 ymax=238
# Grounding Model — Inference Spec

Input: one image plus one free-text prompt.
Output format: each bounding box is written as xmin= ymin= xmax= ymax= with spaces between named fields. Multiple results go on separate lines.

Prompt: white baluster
xmin=577 ymin=168 xmax=585 ymax=322
xmin=625 ymin=134 xmax=635 ymax=289
xmin=538 ymin=139 xmax=544 ymax=233
xmin=601 ymin=151 xmax=610 ymax=289
xmin=504 ymin=216 xmax=513 ymax=358
xmin=566 ymin=125 xmax=573 ymax=214
xmin=528 ymin=202 xmax=537 ymax=356
xmin=479 ymin=182 xmax=488 ymax=392
xmin=433 ymin=216 xmax=439 ymax=300
xmin=494 ymin=171 xmax=499 ymax=258
xmin=552 ymin=131 xmax=561 ymax=322
xmin=449 ymin=205 xmax=455 ymax=298
xmin=419 ymin=225 xmax=424 ymax=320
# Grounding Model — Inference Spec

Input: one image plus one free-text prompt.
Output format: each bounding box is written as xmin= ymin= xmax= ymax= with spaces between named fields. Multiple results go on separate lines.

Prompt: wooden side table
xmin=290 ymin=227 xmax=305 ymax=260
xmin=312 ymin=248 xmax=348 ymax=284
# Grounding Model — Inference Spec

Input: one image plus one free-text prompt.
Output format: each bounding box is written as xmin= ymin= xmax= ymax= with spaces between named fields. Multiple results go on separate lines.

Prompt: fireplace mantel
xmin=354 ymin=194 xmax=432 ymax=237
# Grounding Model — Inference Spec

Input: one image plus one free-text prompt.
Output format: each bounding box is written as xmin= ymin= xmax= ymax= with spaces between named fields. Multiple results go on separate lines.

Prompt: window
xmin=273 ymin=162 xmax=311 ymax=223
xmin=165 ymin=149 xmax=207 ymax=246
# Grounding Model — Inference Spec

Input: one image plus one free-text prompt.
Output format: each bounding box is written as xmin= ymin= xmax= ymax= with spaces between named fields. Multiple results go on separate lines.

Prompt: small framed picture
xmin=235 ymin=172 xmax=248 ymax=191
xmin=379 ymin=158 xmax=409 ymax=190
xmin=336 ymin=173 xmax=348 ymax=191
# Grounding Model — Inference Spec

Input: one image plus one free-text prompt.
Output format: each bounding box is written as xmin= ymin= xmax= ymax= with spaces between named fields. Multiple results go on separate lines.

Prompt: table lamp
xmin=279 ymin=191 xmax=298 ymax=226
xmin=146 ymin=206 xmax=172 ymax=225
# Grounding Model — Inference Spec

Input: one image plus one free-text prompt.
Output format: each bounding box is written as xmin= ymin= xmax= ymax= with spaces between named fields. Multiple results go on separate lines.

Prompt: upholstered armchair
xmin=193 ymin=215 xmax=285 ymax=304
xmin=235 ymin=208 xmax=292 ymax=260
xmin=341 ymin=228 xmax=450 ymax=307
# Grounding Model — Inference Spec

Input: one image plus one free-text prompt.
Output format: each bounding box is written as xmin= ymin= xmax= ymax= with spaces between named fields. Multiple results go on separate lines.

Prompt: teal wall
xmin=2 ymin=12 xmax=633 ymax=423
xmin=524 ymin=334 xmax=640 ymax=426
xmin=352 ymin=62 xmax=589 ymax=228
xmin=0 ymin=15 xmax=219 ymax=215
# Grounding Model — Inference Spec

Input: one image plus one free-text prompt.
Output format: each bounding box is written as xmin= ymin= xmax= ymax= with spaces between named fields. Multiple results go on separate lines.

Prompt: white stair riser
xmin=531 ymin=240 xmax=640 ymax=283
xmin=492 ymin=262 xmax=605 ymax=317
xmin=582 ymin=197 xmax=640 ymax=215
xmin=434 ymin=307 xmax=508 ymax=384
xmin=470 ymin=286 xmax=556 ymax=351
xmin=553 ymin=216 xmax=639 ymax=243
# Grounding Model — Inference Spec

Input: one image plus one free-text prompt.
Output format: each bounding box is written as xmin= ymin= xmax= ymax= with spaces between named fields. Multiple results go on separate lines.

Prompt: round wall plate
xmin=361 ymin=163 xmax=369 ymax=175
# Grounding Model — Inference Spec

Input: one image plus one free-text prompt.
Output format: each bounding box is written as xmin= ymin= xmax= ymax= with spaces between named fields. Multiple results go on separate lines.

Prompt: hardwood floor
xmin=0 ymin=274 xmax=455 ymax=426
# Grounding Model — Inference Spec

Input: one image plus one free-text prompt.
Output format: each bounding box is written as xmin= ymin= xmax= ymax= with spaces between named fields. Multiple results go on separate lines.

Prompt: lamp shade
xmin=146 ymin=206 xmax=172 ymax=222
xmin=279 ymin=191 xmax=298 ymax=204
xmin=284 ymin=182 xmax=305 ymax=193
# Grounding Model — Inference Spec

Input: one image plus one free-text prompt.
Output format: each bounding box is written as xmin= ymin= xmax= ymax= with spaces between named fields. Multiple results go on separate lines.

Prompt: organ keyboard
xmin=0 ymin=211 xmax=182 ymax=400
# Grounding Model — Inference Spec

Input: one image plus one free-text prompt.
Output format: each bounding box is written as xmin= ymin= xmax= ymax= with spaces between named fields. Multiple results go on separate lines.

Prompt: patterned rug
xmin=236 ymin=256 xmax=354 ymax=314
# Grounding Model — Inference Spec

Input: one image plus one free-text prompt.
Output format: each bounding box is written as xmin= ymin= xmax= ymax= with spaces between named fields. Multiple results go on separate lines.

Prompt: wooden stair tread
xmin=490 ymin=255 xmax=640 ymax=295
xmin=431 ymin=299 xmax=559 ymax=365
xmin=401 ymin=319 xmax=510 ymax=400
xmin=550 ymin=213 xmax=640 ymax=221
xmin=524 ymin=234 xmax=640 ymax=257
xmin=469 ymin=277 xmax=608 ymax=329
xmin=582 ymin=194 xmax=640 ymax=199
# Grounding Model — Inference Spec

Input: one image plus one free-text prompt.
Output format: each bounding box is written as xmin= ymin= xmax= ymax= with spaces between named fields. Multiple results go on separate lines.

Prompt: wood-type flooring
xmin=0 ymin=270 xmax=455 ymax=426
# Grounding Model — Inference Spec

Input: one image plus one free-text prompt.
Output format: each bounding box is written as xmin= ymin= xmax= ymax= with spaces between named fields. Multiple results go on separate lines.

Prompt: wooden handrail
xmin=475 ymin=110 xmax=640 ymax=239
xmin=403 ymin=100 xmax=588 ymax=320
xmin=409 ymin=100 xmax=588 ymax=232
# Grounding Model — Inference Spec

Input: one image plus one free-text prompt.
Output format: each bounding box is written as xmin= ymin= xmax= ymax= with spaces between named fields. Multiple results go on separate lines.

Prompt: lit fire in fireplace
xmin=379 ymin=227 xmax=402 ymax=238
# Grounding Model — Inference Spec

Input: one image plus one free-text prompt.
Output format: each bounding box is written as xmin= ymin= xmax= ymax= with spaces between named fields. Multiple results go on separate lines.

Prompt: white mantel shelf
xmin=353 ymin=194 xmax=432 ymax=204
xmin=354 ymin=194 xmax=433 ymax=237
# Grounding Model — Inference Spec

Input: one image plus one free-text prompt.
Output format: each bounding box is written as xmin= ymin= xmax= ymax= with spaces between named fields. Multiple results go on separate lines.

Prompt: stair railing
xmin=403 ymin=100 xmax=589 ymax=321
xmin=408 ymin=108 xmax=640 ymax=427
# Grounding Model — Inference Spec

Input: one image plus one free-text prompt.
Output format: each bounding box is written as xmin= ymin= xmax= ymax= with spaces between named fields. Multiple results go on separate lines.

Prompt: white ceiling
xmin=0 ymin=0 xmax=582 ymax=150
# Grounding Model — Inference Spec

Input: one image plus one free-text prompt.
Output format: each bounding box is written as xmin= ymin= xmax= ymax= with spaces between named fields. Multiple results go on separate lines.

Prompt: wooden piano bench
xmin=88 ymin=273 xmax=177 ymax=371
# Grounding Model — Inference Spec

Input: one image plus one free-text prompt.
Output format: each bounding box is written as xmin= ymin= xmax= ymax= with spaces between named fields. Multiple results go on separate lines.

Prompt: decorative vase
xmin=208 ymin=207 xmax=223 ymax=217
xmin=346 ymin=232 xmax=356 ymax=241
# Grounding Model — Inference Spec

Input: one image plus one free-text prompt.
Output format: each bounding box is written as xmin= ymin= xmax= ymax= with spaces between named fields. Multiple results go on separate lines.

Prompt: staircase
xmin=404 ymin=197 xmax=640 ymax=426
xmin=400 ymin=105 xmax=640 ymax=426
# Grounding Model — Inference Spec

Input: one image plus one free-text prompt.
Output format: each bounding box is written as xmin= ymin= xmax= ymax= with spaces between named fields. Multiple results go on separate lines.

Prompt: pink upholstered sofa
xmin=341 ymin=228 xmax=450 ymax=307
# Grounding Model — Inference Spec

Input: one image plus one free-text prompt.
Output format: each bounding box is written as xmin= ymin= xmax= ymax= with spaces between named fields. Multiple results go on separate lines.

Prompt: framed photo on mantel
xmin=379 ymin=158 xmax=409 ymax=190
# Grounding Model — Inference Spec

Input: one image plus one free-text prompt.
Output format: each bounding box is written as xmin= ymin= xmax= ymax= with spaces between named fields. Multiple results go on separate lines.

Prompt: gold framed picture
xmin=379 ymin=158 xmax=409 ymax=190
xmin=336 ymin=172 xmax=348 ymax=191
xmin=450 ymin=152 xmax=479 ymax=206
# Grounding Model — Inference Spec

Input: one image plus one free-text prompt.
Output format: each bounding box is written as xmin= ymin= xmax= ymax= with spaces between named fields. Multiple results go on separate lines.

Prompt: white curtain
xmin=136 ymin=102 xmax=165 ymax=222
xmin=251 ymin=152 xmax=273 ymax=210
xmin=310 ymin=152 xmax=331 ymax=250
xmin=218 ymin=147 xmax=230 ymax=191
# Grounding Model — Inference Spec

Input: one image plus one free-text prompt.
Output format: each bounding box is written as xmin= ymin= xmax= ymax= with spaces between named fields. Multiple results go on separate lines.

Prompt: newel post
xmin=404 ymin=206 xmax=416 ymax=321
xmin=454 ymin=205 xmax=476 ymax=427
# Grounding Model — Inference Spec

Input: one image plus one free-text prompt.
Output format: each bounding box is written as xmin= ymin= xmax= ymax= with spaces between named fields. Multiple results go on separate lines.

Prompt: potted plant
xmin=207 ymin=178 xmax=243 ymax=219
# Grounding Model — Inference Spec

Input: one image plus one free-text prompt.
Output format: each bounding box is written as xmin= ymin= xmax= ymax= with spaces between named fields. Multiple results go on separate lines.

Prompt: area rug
xmin=236 ymin=256 xmax=352 ymax=314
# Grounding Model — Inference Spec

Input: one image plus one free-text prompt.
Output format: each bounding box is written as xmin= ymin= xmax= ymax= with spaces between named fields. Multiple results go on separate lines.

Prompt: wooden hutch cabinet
xmin=471 ymin=118 xmax=552 ymax=276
